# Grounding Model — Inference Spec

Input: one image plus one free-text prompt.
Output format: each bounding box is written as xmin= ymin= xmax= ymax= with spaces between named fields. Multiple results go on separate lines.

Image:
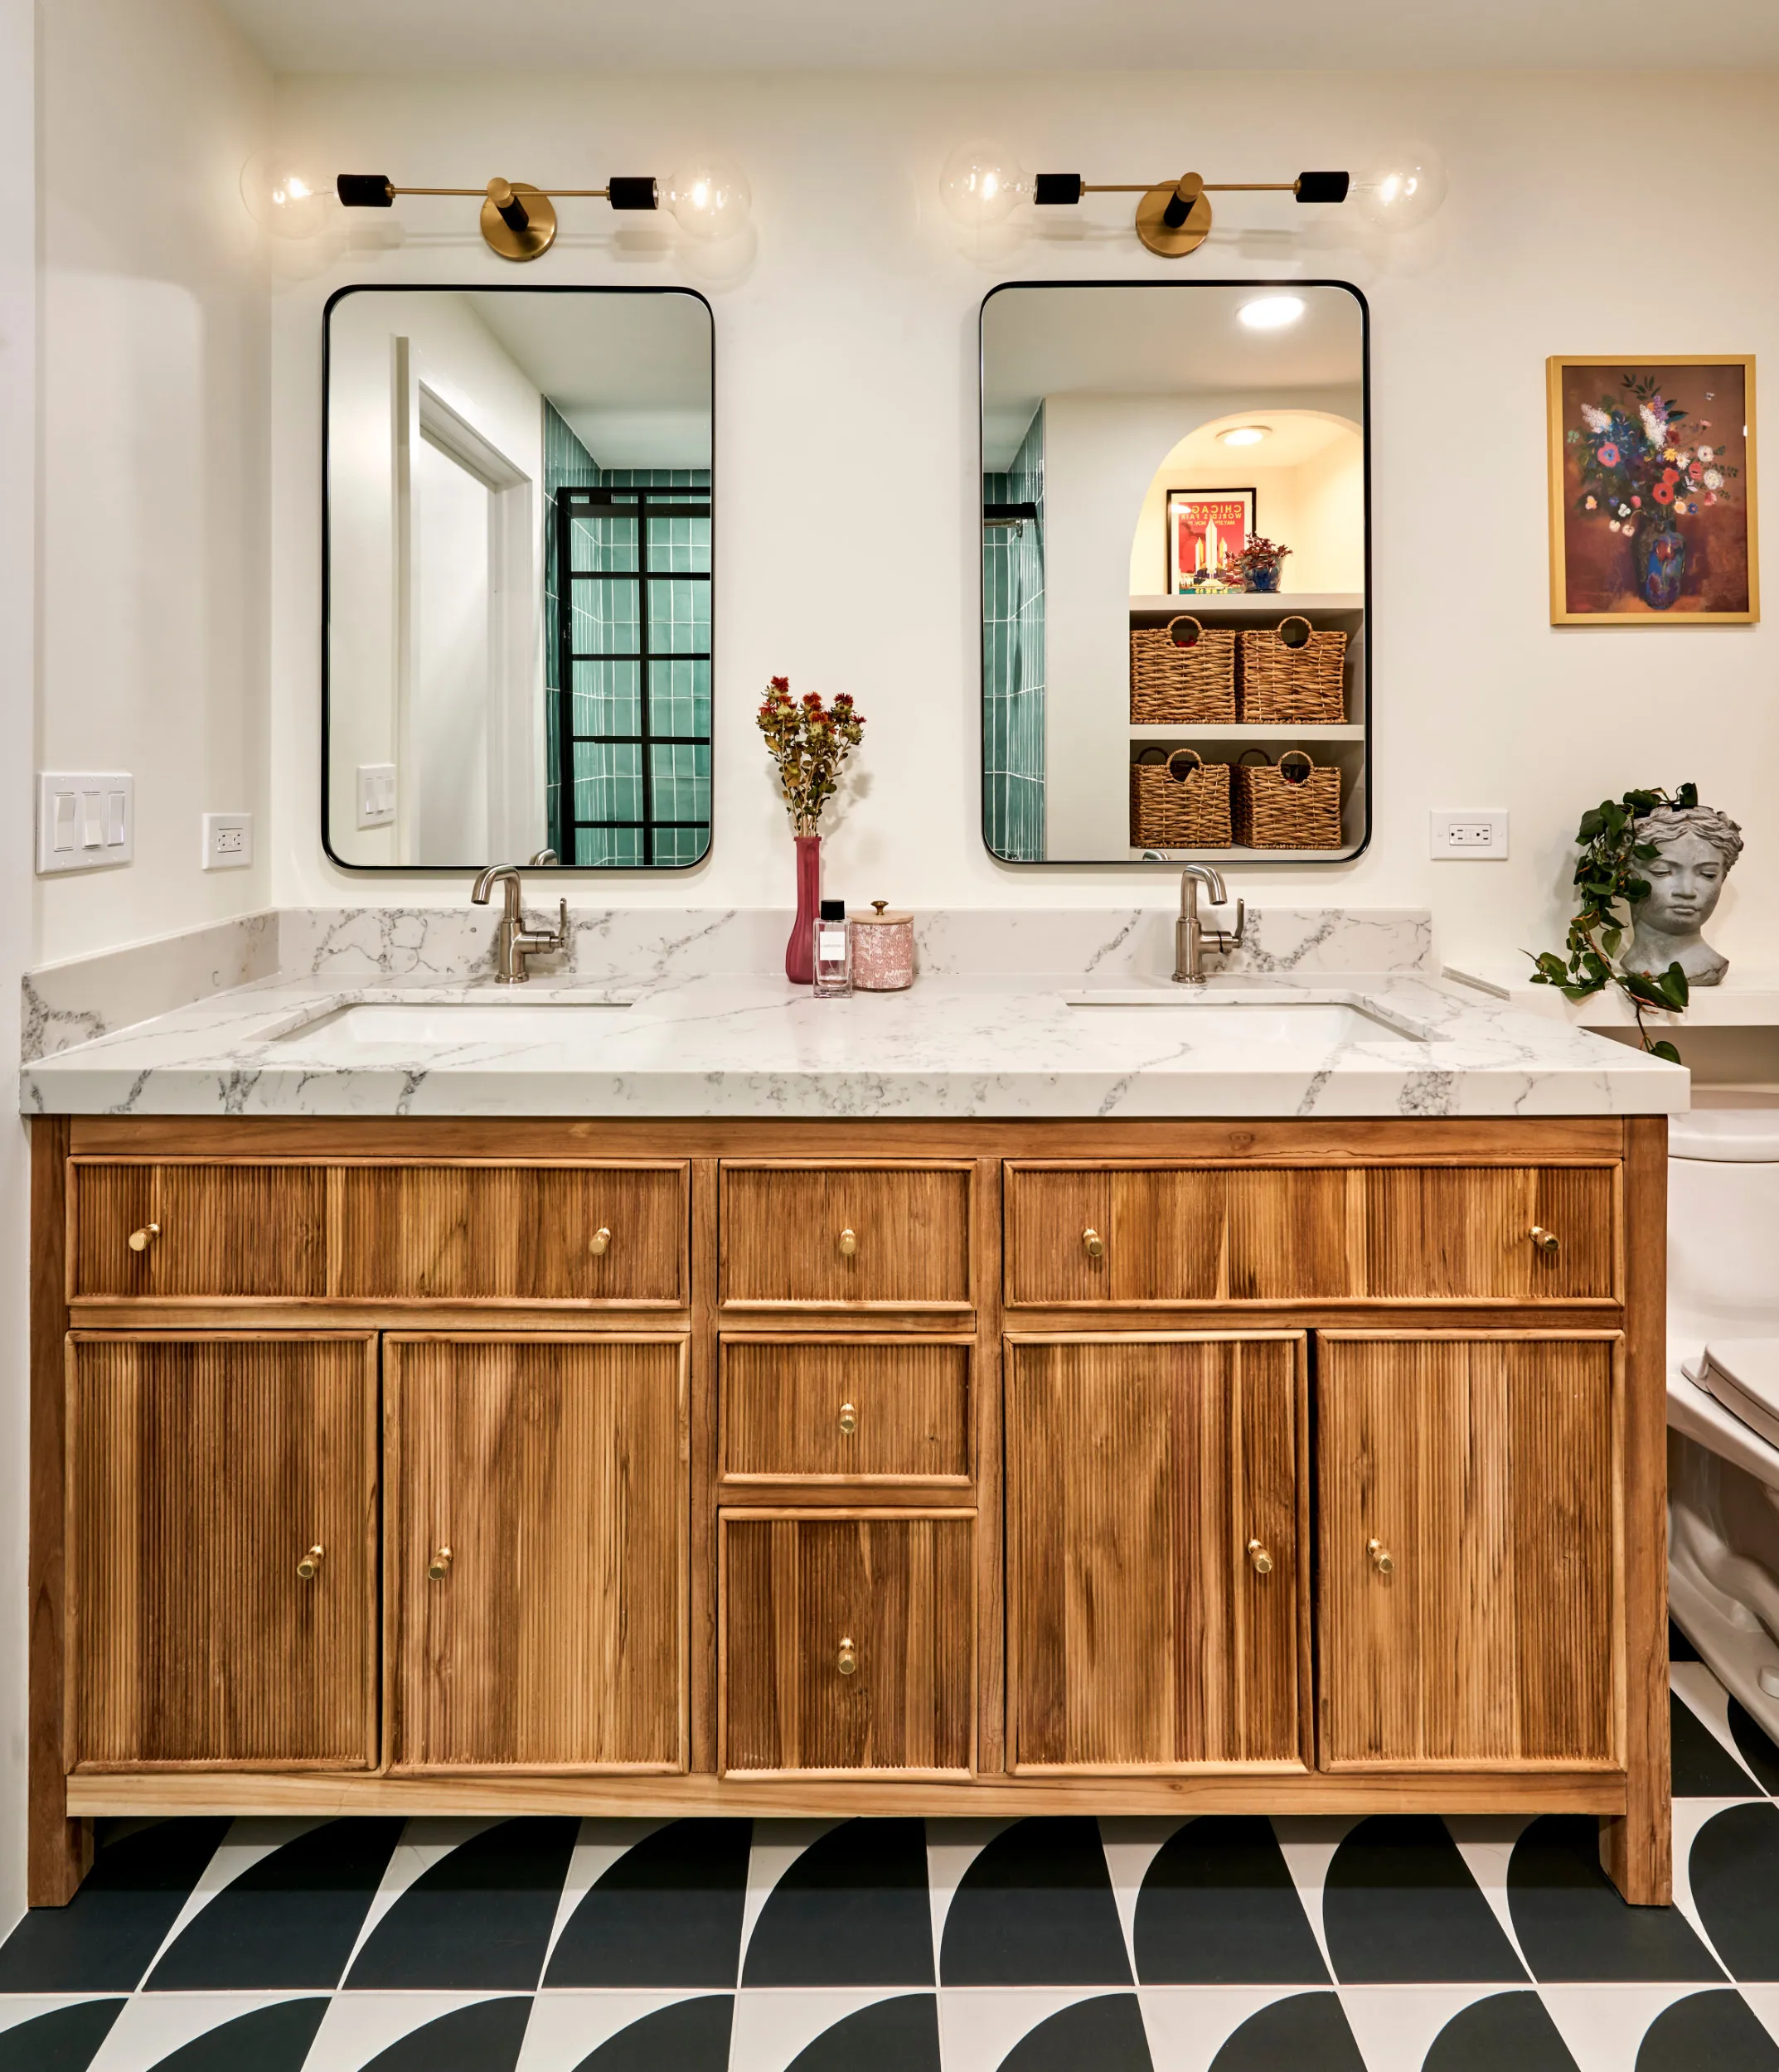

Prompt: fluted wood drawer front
xmin=1005 ymin=1163 xmax=1619 ymax=1305
xmin=1317 ymin=1333 xmax=1619 ymax=1769
xmin=1005 ymin=1164 xmax=1352 ymax=1305
xmin=386 ymin=1335 xmax=687 ymax=1773
xmin=720 ymin=1164 xmax=972 ymax=1309
xmin=70 ymin=1163 xmax=330 ymax=1299
xmin=1361 ymin=1167 xmax=1618 ymax=1301
xmin=1006 ymin=1334 xmax=1306 ymax=1772
xmin=720 ymin=1512 xmax=975 ymax=1775
xmin=66 ymin=1332 xmax=378 ymax=1769
xmin=720 ymin=1339 xmax=972 ymax=1486
xmin=333 ymin=1164 xmax=686 ymax=1305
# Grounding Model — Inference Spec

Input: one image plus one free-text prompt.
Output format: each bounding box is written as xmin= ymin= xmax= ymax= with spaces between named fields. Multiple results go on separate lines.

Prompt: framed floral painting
xmin=1166 ymin=488 xmax=1256 ymax=593
xmin=1548 ymin=356 xmax=1758 ymax=624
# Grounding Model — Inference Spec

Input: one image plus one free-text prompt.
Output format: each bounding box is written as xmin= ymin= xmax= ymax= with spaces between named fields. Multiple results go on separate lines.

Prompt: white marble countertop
xmin=21 ymin=963 xmax=1686 ymax=1121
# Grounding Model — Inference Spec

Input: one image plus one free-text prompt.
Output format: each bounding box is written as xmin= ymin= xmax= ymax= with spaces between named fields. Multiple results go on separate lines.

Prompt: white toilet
xmin=1666 ymin=1105 xmax=1779 ymax=1739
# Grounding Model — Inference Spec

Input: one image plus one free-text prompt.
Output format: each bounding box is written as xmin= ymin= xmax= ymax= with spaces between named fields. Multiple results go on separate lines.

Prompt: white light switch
xmin=38 ymin=772 xmax=133 ymax=874
xmin=357 ymin=762 xmax=396 ymax=828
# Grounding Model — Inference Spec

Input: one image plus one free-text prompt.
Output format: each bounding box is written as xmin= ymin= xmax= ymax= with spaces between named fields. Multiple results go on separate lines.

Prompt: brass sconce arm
xmin=335 ymin=172 xmax=662 ymax=260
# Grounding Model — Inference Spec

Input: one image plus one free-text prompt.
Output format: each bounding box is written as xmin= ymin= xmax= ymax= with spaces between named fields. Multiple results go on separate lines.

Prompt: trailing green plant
xmin=1525 ymin=782 xmax=1697 ymax=1063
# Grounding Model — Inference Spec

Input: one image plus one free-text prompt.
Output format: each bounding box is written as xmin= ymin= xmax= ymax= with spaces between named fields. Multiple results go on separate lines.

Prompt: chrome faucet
xmin=471 ymin=864 xmax=568 ymax=984
xmin=1173 ymin=864 xmax=1246 ymax=983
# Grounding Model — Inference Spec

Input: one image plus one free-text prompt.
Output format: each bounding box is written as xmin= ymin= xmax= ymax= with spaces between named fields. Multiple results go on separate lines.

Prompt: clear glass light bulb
xmin=240 ymin=149 xmax=327 ymax=240
xmin=939 ymin=143 xmax=1030 ymax=228
xmin=1239 ymin=295 xmax=1306 ymax=332
xmin=1353 ymin=141 xmax=1448 ymax=231
xmin=665 ymin=159 xmax=751 ymax=241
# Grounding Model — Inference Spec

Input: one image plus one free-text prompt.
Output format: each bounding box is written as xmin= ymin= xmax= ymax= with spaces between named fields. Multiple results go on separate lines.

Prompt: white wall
xmin=265 ymin=69 xmax=1779 ymax=972
xmin=36 ymin=0 xmax=271 ymax=966
xmin=0 ymin=0 xmax=34 ymax=1939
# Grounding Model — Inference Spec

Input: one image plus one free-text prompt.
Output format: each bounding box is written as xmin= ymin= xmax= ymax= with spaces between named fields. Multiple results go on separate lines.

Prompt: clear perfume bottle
xmin=812 ymin=898 xmax=853 ymax=998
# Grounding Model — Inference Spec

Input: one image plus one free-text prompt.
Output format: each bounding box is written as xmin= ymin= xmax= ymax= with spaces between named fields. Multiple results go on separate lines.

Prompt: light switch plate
xmin=201 ymin=811 xmax=253 ymax=870
xmin=37 ymin=772 xmax=133 ymax=874
xmin=1430 ymin=809 xmax=1509 ymax=860
xmin=357 ymin=763 xmax=396 ymax=828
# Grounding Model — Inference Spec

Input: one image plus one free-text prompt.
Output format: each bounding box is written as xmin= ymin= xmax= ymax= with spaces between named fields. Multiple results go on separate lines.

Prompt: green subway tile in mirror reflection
xmin=982 ymin=404 xmax=1046 ymax=862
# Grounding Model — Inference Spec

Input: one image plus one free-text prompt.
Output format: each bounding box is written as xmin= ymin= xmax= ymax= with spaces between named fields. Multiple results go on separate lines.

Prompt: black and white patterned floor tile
xmin=3 ymin=1637 xmax=1777 ymax=2071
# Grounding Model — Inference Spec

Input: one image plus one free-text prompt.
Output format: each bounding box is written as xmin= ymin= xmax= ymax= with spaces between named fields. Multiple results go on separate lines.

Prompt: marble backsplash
xmin=21 ymin=902 xmax=1432 ymax=1063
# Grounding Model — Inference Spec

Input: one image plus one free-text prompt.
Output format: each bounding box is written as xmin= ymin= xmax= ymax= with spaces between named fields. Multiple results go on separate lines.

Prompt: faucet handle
xmin=1213 ymin=898 xmax=1247 ymax=951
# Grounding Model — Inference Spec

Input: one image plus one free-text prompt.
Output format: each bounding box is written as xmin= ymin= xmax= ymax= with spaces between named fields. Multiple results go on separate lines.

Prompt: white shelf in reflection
xmin=1128 ymin=593 xmax=1366 ymax=614
xmin=1129 ymin=724 xmax=1365 ymax=743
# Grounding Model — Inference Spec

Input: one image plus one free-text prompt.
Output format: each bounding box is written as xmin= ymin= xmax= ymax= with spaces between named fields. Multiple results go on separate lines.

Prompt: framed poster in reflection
xmin=1166 ymin=488 xmax=1256 ymax=593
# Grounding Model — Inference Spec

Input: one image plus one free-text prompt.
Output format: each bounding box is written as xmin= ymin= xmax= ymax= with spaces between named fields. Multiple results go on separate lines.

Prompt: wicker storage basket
xmin=1238 ymin=615 xmax=1347 ymax=724
xmin=1130 ymin=748 xmax=1234 ymax=850
xmin=1233 ymin=748 xmax=1344 ymax=850
xmin=1130 ymin=615 xmax=1239 ymax=724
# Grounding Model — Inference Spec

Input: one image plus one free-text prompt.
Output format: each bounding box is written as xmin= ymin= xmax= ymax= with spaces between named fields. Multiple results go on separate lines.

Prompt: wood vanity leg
xmin=1601 ymin=1115 xmax=1671 ymax=1905
xmin=689 ymin=1157 xmax=719 ymax=1774
xmin=28 ymin=1118 xmax=90 ymax=1905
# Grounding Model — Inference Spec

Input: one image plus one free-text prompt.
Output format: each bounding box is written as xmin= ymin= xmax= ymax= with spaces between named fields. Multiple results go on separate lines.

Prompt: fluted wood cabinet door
xmin=385 ymin=1335 xmax=686 ymax=1772
xmin=70 ymin=1163 xmax=331 ymax=1300
xmin=1317 ymin=1333 xmax=1620 ymax=1769
xmin=65 ymin=1333 xmax=378 ymax=1769
xmin=720 ymin=1513 xmax=975 ymax=1776
xmin=1006 ymin=1334 xmax=1307 ymax=1772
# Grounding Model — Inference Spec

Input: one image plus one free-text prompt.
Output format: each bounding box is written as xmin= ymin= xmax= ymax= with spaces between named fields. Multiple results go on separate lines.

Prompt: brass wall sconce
xmin=328 ymin=162 xmax=750 ymax=258
xmin=939 ymin=141 xmax=1445 ymax=253
xmin=1034 ymin=168 xmax=1349 ymax=258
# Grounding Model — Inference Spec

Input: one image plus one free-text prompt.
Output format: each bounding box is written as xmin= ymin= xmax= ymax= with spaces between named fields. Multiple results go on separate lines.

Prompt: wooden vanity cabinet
xmin=32 ymin=1115 xmax=1669 ymax=1914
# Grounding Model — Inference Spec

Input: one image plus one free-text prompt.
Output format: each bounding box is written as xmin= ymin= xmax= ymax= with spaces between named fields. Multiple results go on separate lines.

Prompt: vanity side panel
xmin=30 ymin=1120 xmax=90 ymax=1905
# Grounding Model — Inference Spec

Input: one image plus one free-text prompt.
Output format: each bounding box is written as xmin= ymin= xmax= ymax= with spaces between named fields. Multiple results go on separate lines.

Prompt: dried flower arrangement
xmin=755 ymin=676 xmax=866 ymax=837
xmin=1224 ymin=535 xmax=1293 ymax=593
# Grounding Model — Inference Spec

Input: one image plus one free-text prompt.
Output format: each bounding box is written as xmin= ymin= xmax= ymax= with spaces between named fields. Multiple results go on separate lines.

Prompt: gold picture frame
xmin=1547 ymin=355 xmax=1758 ymax=625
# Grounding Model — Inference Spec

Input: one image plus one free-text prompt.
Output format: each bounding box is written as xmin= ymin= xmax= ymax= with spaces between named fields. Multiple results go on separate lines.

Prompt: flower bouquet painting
xmin=1547 ymin=356 xmax=1758 ymax=623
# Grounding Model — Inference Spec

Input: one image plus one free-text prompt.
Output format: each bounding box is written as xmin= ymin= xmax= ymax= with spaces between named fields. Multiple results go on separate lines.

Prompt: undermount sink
xmin=277 ymin=999 xmax=633 ymax=1055
xmin=1061 ymin=988 xmax=1423 ymax=1043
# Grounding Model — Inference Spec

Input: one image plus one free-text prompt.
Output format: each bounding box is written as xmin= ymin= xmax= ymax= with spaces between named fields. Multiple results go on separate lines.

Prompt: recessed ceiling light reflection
xmin=1239 ymin=295 xmax=1306 ymax=330
xmin=1219 ymin=425 xmax=1271 ymax=447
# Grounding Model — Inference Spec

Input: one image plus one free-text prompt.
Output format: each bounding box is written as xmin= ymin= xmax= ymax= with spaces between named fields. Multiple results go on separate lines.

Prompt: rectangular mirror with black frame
xmin=324 ymin=284 xmax=713 ymax=870
xmin=980 ymin=280 xmax=1369 ymax=864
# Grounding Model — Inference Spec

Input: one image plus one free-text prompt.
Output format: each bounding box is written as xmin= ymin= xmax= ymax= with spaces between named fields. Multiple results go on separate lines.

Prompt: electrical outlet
xmin=1430 ymin=809 xmax=1509 ymax=860
xmin=201 ymin=811 xmax=253 ymax=870
xmin=37 ymin=772 xmax=133 ymax=874
xmin=357 ymin=763 xmax=396 ymax=828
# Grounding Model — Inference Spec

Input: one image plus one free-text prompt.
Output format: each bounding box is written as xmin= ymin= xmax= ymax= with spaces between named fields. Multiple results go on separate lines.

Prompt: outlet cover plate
xmin=1430 ymin=809 xmax=1509 ymax=861
xmin=37 ymin=772 xmax=133 ymax=874
xmin=201 ymin=811 xmax=253 ymax=870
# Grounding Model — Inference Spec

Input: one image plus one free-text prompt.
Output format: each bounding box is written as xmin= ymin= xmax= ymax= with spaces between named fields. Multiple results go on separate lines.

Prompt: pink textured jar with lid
xmin=851 ymin=901 xmax=914 ymax=991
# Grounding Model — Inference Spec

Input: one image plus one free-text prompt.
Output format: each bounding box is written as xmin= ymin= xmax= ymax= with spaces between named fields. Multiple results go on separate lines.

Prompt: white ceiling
xmin=982 ymin=283 xmax=1362 ymax=467
xmin=215 ymin=0 xmax=1779 ymax=71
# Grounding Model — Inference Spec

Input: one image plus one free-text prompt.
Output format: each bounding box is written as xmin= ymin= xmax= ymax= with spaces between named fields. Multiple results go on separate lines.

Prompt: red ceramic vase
xmin=785 ymin=833 xmax=821 ymax=984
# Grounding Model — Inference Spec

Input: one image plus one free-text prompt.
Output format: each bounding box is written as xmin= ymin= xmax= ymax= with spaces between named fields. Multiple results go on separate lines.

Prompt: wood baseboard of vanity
xmin=28 ymin=1114 xmax=1671 ymax=1908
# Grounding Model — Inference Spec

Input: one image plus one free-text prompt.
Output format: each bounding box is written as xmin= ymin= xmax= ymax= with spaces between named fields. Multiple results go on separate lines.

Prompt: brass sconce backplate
xmin=1135 ymin=178 xmax=1212 ymax=259
xmin=481 ymin=182 xmax=557 ymax=261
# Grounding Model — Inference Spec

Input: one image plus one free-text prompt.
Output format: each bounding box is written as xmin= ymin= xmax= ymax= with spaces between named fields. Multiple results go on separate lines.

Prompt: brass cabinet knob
xmin=837 ymin=1636 xmax=858 ymax=1677
xmin=427 ymin=1546 xmax=453 ymax=1581
xmin=128 ymin=1222 xmax=161 ymax=1253
xmin=1247 ymin=1538 xmax=1273 ymax=1576
xmin=1368 ymin=1537 xmax=1395 ymax=1576
xmin=837 ymin=1227 xmax=858 ymax=1258
xmin=1529 ymin=1224 xmax=1560 ymax=1256
xmin=589 ymin=1227 xmax=612 ymax=1256
xmin=838 ymin=1402 xmax=858 ymax=1436
xmin=297 ymin=1544 xmax=325 ymax=1581
xmin=1082 ymin=1227 xmax=1105 ymax=1260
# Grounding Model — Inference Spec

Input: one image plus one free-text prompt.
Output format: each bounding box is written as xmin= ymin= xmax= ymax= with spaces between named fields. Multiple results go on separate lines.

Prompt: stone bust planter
xmin=1623 ymin=803 xmax=1745 ymax=986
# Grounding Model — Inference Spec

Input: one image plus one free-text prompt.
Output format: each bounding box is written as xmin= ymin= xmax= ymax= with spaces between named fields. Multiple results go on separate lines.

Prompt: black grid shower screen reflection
xmin=550 ymin=482 xmax=712 ymax=867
